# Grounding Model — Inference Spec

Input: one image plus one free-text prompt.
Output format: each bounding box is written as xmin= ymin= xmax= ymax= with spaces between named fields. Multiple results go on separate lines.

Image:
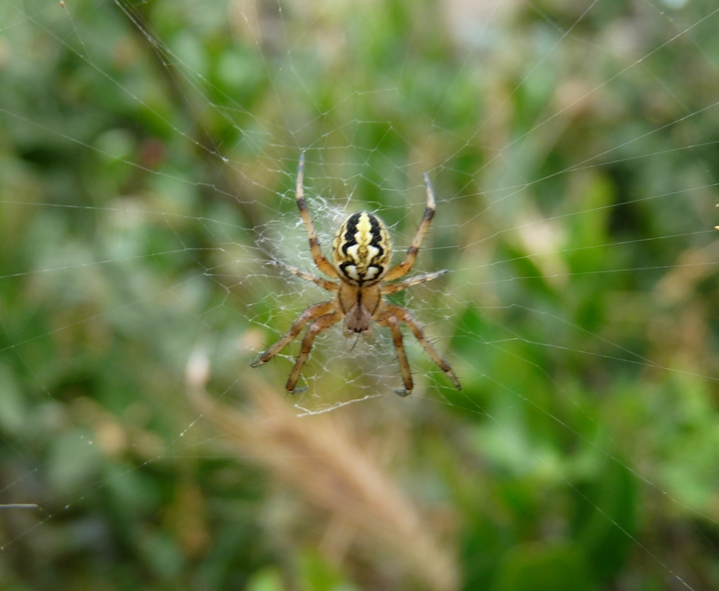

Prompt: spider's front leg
xmin=286 ymin=309 xmax=344 ymax=393
xmin=376 ymin=311 xmax=413 ymax=396
xmin=251 ymin=300 xmax=336 ymax=367
xmin=383 ymin=303 xmax=461 ymax=391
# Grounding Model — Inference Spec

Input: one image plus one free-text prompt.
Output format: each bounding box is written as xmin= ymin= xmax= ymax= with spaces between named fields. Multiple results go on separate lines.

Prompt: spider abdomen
xmin=332 ymin=212 xmax=391 ymax=285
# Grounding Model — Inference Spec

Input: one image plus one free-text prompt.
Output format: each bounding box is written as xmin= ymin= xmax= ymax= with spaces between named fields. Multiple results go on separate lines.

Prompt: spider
xmin=251 ymin=154 xmax=461 ymax=396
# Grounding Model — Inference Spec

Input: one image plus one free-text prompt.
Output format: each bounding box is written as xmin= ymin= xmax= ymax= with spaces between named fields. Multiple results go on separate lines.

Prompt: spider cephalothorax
xmin=251 ymin=154 xmax=461 ymax=396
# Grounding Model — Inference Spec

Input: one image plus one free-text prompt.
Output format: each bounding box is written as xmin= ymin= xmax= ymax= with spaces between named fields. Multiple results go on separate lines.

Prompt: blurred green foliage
xmin=1 ymin=0 xmax=719 ymax=590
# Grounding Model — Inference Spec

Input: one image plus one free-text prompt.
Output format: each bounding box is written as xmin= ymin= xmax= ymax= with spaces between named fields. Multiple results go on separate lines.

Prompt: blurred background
xmin=1 ymin=0 xmax=719 ymax=589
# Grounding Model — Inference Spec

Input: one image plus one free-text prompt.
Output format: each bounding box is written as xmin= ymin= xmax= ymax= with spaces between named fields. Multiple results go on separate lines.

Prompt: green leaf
xmin=572 ymin=457 xmax=637 ymax=582
xmin=492 ymin=542 xmax=592 ymax=591
xmin=0 ymin=363 xmax=25 ymax=435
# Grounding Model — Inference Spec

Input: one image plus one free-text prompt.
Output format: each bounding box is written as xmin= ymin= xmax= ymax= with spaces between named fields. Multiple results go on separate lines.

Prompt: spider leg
xmin=383 ymin=173 xmax=436 ymax=282
xmin=383 ymin=303 xmax=461 ymax=390
xmin=377 ymin=312 xmax=413 ymax=396
xmin=251 ymin=300 xmax=337 ymax=367
xmin=274 ymin=260 xmax=339 ymax=292
xmin=296 ymin=153 xmax=339 ymax=279
xmin=286 ymin=309 xmax=344 ymax=393
xmin=380 ymin=269 xmax=447 ymax=295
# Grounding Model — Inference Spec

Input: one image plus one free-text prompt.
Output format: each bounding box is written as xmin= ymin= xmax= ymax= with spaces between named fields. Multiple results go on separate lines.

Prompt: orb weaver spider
xmin=251 ymin=154 xmax=461 ymax=396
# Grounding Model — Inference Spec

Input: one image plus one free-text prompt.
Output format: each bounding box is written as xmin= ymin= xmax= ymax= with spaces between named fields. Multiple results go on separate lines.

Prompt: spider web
xmin=0 ymin=0 xmax=718 ymax=588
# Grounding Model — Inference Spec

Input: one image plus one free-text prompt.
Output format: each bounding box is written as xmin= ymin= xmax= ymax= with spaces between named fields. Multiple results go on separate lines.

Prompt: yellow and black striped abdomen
xmin=332 ymin=212 xmax=391 ymax=285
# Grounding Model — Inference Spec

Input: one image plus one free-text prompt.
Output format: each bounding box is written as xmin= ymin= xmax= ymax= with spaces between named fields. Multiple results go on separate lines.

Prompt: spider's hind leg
xmin=383 ymin=173 xmax=437 ymax=282
xmin=380 ymin=269 xmax=447 ymax=295
xmin=295 ymin=153 xmax=339 ymax=279
xmin=274 ymin=260 xmax=339 ymax=292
